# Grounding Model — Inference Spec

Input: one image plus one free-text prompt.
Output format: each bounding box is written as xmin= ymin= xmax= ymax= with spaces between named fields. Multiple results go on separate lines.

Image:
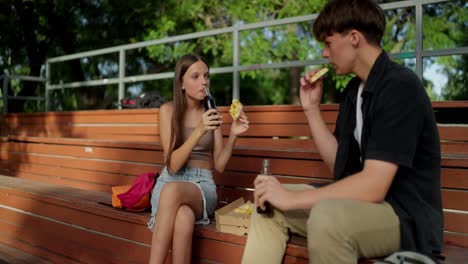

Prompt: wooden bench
xmin=0 ymin=102 xmax=467 ymax=263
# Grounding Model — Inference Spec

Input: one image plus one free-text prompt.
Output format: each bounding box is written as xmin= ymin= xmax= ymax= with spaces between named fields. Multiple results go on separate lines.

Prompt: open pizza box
xmin=215 ymin=197 xmax=253 ymax=236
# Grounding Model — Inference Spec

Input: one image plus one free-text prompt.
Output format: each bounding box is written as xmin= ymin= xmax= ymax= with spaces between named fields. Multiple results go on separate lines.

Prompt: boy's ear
xmin=349 ymin=30 xmax=361 ymax=48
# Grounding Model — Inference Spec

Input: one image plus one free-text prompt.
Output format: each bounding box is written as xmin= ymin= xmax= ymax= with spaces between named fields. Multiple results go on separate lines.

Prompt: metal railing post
xmin=415 ymin=2 xmax=423 ymax=79
xmin=2 ymin=70 xmax=9 ymax=113
xmin=233 ymin=29 xmax=240 ymax=99
xmin=45 ymin=62 xmax=51 ymax=111
xmin=118 ymin=49 xmax=126 ymax=109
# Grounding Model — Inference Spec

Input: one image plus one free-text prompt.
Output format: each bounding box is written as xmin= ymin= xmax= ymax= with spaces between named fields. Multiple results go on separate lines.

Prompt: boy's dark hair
xmin=313 ymin=0 xmax=386 ymax=45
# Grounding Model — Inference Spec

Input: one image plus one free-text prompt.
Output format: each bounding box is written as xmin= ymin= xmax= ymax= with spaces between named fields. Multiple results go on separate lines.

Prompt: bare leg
xmin=171 ymin=205 xmax=196 ymax=264
xmin=148 ymin=182 xmax=203 ymax=264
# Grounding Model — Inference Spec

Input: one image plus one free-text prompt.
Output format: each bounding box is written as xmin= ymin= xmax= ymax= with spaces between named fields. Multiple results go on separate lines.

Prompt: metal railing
xmin=1 ymin=70 xmax=46 ymax=113
xmin=4 ymin=0 xmax=467 ymax=112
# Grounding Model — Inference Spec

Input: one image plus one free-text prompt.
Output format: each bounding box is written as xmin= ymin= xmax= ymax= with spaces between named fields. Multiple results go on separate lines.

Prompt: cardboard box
xmin=215 ymin=197 xmax=252 ymax=236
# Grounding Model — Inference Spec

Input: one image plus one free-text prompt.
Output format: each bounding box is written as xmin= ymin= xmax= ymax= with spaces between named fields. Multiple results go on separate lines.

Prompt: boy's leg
xmin=307 ymin=199 xmax=400 ymax=264
xmin=241 ymin=184 xmax=313 ymax=264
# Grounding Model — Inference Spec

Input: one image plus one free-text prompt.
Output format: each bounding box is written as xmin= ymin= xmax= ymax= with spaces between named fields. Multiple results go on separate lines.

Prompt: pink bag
xmin=116 ymin=172 xmax=158 ymax=211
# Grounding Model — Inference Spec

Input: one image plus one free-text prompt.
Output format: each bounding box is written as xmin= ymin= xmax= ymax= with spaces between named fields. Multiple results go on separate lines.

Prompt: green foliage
xmin=1 ymin=0 xmax=466 ymax=112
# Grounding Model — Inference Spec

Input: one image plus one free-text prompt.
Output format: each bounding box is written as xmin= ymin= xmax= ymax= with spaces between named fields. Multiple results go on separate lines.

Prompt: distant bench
xmin=0 ymin=102 xmax=467 ymax=263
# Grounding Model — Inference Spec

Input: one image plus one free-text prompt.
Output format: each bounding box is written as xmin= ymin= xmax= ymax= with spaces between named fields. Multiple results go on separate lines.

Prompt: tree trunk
xmin=11 ymin=0 xmax=46 ymax=113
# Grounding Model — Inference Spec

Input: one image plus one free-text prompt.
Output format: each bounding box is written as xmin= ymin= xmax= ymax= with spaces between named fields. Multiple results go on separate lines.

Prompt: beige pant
xmin=241 ymin=184 xmax=400 ymax=264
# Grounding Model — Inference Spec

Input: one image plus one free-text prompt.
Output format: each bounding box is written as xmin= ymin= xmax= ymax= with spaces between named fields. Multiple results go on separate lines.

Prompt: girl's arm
xmin=212 ymin=112 xmax=249 ymax=172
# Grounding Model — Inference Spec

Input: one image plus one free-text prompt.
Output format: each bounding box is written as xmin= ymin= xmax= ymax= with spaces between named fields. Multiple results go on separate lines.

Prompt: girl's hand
xmin=230 ymin=110 xmax=249 ymax=136
xmin=197 ymin=109 xmax=222 ymax=134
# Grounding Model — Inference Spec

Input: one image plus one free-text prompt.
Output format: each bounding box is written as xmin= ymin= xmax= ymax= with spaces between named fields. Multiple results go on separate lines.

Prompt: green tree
xmin=1 ymin=0 xmax=466 ymax=112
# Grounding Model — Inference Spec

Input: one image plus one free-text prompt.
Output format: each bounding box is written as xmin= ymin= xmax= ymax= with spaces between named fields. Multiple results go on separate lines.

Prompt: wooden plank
xmin=8 ymin=162 xmax=137 ymax=186
xmin=441 ymin=142 xmax=468 ymax=155
xmin=0 ymin=192 xmax=151 ymax=245
xmin=0 ymin=239 xmax=53 ymax=264
xmin=225 ymin=156 xmax=331 ymax=178
xmin=7 ymin=172 xmax=113 ymax=193
xmin=432 ymin=101 xmax=468 ymax=108
xmin=443 ymin=244 xmax=468 ymax=264
xmin=439 ymin=125 xmax=468 ymax=141
xmin=442 ymin=155 xmax=468 ymax=168
xmin=193 ymin=237 xmax=244 ymax=264
xmin=444 ymin=211 xmax=468 ymax=234
xmin=2 ymin=151 xmax=160 ymax=177
xmin=442 ymin=189 xmax=468 ymax=211
xmin=0 ymin=176 xmax=149 ymax=224
xmin=3 ymin=142 xmax=164 ymax=164
xmin=9 ymin=125 xmax=159 ymax=136
xmin=7 ymin=136 xmax=163 ymax=150
xmin=214 ymin=171 xmax=332 ymax=189
xmin=0 ymin=232 xmax=90 ymax=264
xmin=444 ymin=232 xmax=468 ymax=248
xmin=5 ymin=113 xmax=159 ymax=125
xmin=442 ymin=168 xmax=468 ymax=189
xmin=0 ymin=208 xmax=149 ymax=264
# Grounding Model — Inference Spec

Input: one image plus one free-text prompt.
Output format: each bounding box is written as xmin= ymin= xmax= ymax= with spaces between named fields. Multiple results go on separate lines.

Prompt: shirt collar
xmin=362 ymin=50 xmax=389 ymax=95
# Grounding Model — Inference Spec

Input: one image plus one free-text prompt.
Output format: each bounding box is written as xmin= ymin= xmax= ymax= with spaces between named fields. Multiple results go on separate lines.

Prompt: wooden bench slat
xmin=8 ymin=162 xmax=137 ymax=186
xmin=2 ymin=152 xmax=160 ymax=176
xmin=8 ymin=125 xmax=159 ymax=136
xmin=3 ymin=142 xmax=164 ymax=164
xmin=442 ymin=189 xmax=468 ymax=211
xmin=444 ymin=211 xmax=468 ymax=234
xmin=5 ymin=113 xmax=159 ymax=125
xmin=1 ymin=102 xmax=467 ymax=262
xmin=439 ymin=125 xmax=468 ymax=141
xmin=7 ymin=135 xmax=162 ymax=150
xmin=0 ymin=207 xmax=149 ymax=263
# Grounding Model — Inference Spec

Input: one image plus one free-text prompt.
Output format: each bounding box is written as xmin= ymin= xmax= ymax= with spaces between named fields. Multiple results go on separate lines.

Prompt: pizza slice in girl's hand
xmin=229 ymin=99 xmax=243 ymax=120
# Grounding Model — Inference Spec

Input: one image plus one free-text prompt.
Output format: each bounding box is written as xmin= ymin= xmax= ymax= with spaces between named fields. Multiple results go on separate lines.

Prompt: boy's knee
xmin=307 ymin=200 xmax=352 ymax=246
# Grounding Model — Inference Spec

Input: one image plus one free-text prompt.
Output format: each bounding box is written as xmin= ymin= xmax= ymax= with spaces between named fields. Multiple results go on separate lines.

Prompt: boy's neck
xmin=353 ymin=45 xmax=382 ymax=83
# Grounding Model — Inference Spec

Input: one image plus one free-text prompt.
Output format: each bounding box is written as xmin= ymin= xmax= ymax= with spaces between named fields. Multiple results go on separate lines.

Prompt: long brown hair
xmin=165 ymin=54 xmax=209 ymax=169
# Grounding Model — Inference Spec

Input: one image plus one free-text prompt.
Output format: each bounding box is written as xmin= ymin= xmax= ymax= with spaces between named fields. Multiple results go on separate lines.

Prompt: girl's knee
xmin=176 ymin=205 xmax=195 ymax=222
xmin=159 ymin=182 xmax=184 ymax=204
xmin=174 ymin=205 xmax=195 ymax=234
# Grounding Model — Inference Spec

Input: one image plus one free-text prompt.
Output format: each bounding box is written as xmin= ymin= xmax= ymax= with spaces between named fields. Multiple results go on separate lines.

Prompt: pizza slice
xmin=229 ymin=99 xmax=243 ymax=120
xmin=309 ymin=68 xmax=329 ymax=83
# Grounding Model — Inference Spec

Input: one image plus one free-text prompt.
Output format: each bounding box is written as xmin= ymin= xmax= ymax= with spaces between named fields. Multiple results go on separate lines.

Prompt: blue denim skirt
xmin=147 ymin=166 xmax=217 ymax=230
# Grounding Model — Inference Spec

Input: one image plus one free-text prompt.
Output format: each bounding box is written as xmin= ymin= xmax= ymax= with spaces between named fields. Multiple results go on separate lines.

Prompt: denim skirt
xmin=147 ymin=166 xmax=217 ymax=230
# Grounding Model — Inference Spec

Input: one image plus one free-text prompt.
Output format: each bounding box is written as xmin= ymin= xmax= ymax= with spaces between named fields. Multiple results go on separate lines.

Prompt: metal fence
xmin=1 ymin=70 xmax=46 ymax=113
xmin=2 ymin=0 xmax=467 ymax=112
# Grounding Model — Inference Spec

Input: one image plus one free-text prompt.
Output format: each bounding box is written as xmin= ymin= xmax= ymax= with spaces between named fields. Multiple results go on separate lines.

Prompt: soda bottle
xmin=203 ymin=88 xmax=220 ymax=127
xmin=203 ymin=87 xmax=217 ymax=111
xmin=257 ymin=159 xmax=273 ymax=216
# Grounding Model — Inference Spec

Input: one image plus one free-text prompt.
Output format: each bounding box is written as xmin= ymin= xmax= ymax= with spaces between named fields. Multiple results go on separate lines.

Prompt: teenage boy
xmin=242 ymin=0 xmax=443 ymax=263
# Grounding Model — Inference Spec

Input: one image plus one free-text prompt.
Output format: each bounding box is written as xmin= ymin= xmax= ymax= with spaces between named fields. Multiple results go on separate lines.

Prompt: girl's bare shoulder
xmin=159 ymin=101 xmax=174 ymax=115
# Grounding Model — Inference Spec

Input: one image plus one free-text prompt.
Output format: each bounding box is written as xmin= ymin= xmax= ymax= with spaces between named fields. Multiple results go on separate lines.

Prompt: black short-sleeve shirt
xmin=333 ymin=51 xmax=443 ymax=259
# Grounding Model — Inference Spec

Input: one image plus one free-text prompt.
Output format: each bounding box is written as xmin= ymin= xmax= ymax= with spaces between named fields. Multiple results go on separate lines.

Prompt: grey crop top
xmin=183 ymin=127 xmax=213 ymax=161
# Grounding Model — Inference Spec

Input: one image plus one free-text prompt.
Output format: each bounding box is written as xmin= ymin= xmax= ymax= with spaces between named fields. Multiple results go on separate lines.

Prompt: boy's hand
xmin=254 ymin=175 xmax=293 ymax=211
xmin=299 ymin=69 xmax=325 ymax=112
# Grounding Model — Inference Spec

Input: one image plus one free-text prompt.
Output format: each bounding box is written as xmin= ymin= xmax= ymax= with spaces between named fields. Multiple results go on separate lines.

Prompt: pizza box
xmin=215 ymin=197 xmax=252 ymax=236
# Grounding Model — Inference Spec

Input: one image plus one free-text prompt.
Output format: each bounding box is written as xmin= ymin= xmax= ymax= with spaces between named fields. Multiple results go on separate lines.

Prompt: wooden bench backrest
xmin=1 ymin=101 xmax=467 ymax=247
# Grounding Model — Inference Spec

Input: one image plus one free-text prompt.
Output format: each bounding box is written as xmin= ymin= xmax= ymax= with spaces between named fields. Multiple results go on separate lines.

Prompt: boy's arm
xmin=254 ymin=159 xmax=397 ymax=211
xmin=304 ymin=107 xmax=338 ymax=172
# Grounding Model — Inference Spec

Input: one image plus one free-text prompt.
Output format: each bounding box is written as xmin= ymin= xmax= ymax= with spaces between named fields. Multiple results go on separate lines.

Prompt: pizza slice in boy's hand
xmin=309 ymin=68 xmax=329 ymax=83
xmin=229 ymin=99 xmax=243 ymax=120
